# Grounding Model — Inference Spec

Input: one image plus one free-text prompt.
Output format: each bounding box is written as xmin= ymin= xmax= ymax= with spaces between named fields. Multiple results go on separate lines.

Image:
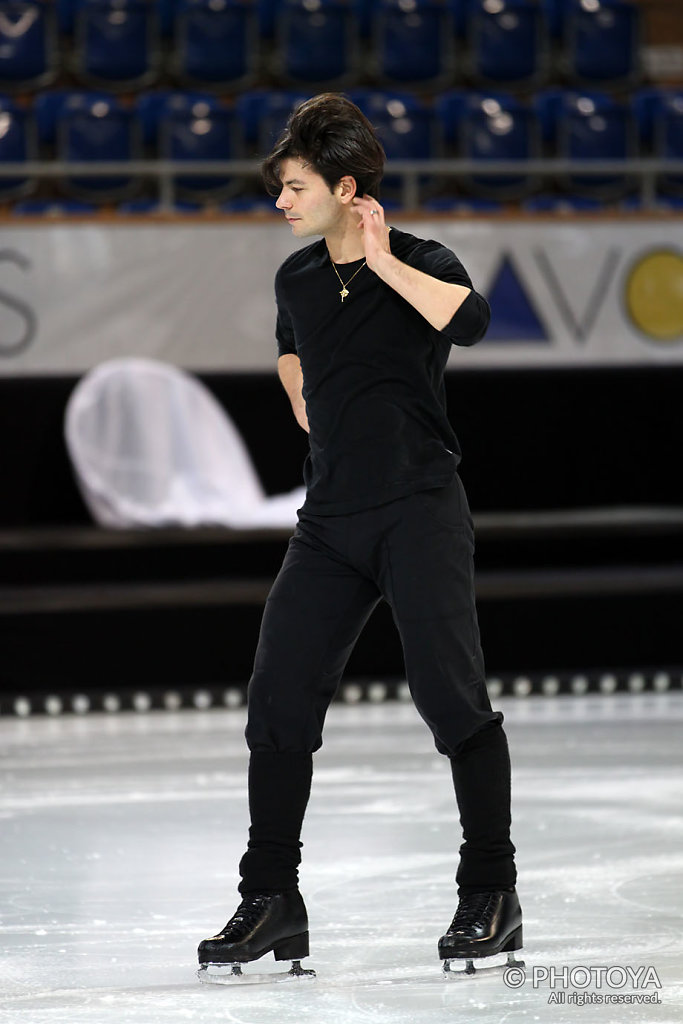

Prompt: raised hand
xmin=352 ymin=194 xmax=391 ymax=272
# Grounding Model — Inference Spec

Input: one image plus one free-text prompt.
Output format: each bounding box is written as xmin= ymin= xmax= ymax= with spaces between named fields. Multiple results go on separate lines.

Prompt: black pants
xmin=239 ymin=475 xmax=516 ymax=895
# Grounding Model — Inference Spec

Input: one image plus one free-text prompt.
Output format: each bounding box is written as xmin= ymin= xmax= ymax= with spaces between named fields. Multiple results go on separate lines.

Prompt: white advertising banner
xmin=1 ymin=219 xmax=682 ymax=374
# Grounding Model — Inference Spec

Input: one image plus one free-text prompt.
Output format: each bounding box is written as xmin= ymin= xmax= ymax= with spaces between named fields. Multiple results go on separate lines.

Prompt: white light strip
xmin=4 ymin=671 xmax=682 ymax=716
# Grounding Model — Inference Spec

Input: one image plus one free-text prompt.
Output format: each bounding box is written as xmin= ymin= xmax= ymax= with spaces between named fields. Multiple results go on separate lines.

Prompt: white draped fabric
xmin=64 ymin=358 xmax=305 ymax=528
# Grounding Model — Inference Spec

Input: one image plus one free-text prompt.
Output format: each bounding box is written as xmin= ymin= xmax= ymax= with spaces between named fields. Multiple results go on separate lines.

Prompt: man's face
xmin=275 ymin=158 xmax=347 ymax=237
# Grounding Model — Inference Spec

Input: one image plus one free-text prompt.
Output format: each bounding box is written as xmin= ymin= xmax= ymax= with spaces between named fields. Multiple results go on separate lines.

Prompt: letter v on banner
xmin=484 ymin=252 xmax=550 ymax=343
xmin=533 ymin=247 xmax=620 ymax=343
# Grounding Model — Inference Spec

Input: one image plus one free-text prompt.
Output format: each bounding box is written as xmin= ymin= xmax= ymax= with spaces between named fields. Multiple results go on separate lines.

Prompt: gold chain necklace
xmin=331 ymin=259 xmax=366 ymax=302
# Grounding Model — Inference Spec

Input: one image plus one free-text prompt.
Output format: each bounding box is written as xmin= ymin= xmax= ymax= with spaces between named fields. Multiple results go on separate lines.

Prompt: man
xmin=198 ymin=93 xmax=522 ymax=978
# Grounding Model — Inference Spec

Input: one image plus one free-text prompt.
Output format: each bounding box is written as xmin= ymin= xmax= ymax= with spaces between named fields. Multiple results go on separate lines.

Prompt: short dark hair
xmin=262 ymin=93 xmax=385 ymax=199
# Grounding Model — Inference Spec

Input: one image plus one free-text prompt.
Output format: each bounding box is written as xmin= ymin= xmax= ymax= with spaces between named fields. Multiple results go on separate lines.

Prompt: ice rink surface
xmin=1 ymin=692 xmax=682 ymax=1024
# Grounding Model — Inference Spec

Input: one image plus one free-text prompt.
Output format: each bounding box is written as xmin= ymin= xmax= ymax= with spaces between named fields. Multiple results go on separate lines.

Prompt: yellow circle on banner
xmin=625 ymin=250 xmax=683 ymax=342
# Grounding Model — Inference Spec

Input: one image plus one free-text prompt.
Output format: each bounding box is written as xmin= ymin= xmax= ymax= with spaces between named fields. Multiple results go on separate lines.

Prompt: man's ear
xmin=336 ymin=175 xmax=358 ymax=204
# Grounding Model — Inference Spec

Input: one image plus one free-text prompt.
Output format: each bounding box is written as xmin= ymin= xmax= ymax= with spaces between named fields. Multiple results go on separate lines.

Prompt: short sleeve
xmin=408 ymin=239 xmax=489 ymax=347
xmin=275 ymin=269 xmax=297 ymax=357
xmin=407 ymin=239 xmax=473 ymax=288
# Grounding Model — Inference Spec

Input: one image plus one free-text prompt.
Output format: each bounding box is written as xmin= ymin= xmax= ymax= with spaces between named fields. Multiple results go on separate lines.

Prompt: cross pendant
xmin=340 ymin=287 xmax=349 ymax=302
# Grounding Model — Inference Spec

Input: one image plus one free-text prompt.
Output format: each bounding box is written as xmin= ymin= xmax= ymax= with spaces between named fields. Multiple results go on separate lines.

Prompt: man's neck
xmin=324 ymin=214 xmax=367 ymax=264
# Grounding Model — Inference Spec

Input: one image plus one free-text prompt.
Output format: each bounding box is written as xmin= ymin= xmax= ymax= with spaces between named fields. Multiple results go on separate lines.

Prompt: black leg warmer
xmin=449 ymin=722 xmax=517 ymax=895
xmin=238 ymin=751 xmax=313 ymax=895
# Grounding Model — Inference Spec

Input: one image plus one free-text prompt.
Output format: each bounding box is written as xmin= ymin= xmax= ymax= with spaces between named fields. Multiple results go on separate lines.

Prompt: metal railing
xmin=2 ymin=158 xmax=683 ymax=209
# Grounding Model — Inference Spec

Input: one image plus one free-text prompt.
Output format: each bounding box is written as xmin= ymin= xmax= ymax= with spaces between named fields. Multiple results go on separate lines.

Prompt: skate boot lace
xmin=448 ymin=892 xmax=497 ymax=934
xmin=218 ymin=895 xmax=272 ymax=941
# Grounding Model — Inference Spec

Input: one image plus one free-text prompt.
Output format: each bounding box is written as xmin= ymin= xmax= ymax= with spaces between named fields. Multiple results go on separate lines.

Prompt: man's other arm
xmin=278 ymin=354 xmax=309 ymax=433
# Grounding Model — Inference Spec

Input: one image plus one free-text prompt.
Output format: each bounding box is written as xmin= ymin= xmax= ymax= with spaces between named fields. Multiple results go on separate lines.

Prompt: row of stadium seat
xmin=1 ymin=0 xmax=642 ymax=93
xmin=22 ymin=0 xmax=642 ymax=40
xmin=13 ymin=194 xmax=683 ymax=216
xmin=2 ymin=87 xmax=681 ymax=204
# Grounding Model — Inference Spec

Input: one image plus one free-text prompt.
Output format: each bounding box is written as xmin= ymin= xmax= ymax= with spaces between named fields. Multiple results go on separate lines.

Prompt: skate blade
xmin=198 ymin=961 xmax=316 ymax=986
xmin=443 ymin=949 xmax=525 ymax=978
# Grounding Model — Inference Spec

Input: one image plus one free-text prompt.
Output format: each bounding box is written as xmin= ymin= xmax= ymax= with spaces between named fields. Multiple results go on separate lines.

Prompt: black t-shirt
xmin=275 ymin=227 xmax=489 ymax=515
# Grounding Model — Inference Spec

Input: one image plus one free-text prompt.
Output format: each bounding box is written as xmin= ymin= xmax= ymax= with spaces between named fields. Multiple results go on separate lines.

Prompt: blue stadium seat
xmin=221 ymin=195 xmax=279 ymax=213
xmin=72 ymin=0 xmax=161 ymax=90
xmin=0 ymin=96 xmax=37 ymax=199
xmin=563 ymin=0 xmax=640 ymax=86
xmin=137 ymin=91 xmax=242 ymax=201
xmin=537 ymin=89 xmax=636 ymax=200
xmin=371 ymin=0 xmax=456 ymax=89
xmin=655 ymin=196 xmax=683 ymax=211
xmin=350 ymin=90 xmax=436 ymax=202
xmin=116 ymin=198 xmax=204 ymax=212
xmin=235 ymin=89 xmax=310 ymax=156
xmin=11 ymin=198 xmax=97 ymax=214
xmin=467 ymin=0 xmax=547 ymax=87
xmin=523 ymin=193 xmax=611 ymax=212
xmin=51 ymin=92 xmax=142 ymax=201
xmin=636 ymin=89 xmax=683 ymax=199
xmin=351 ymin=89 xmax=436 ymax=160
xmin=173 ymin=0 xmax=260 ymax=92
xmin=274 ymin=0 xmax=360 ymax=86
xmin=456 ymin=91 xmax=541 ymax=199
xmin=0 ymin=0 xmax=58 ymax=90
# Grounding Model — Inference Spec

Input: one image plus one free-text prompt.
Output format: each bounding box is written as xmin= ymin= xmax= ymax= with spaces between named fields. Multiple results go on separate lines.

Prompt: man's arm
xmin=353 ymin=195 xmax=489 ymax=344
xmin=278 ymin=354 xmax=309 ymax=433
xmin=371 ymin=252 xmax=472 ymax=331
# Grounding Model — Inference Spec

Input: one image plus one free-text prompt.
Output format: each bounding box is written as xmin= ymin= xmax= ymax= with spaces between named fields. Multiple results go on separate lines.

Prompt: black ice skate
xmin=197 ymin=890 xmax=315 ymax=984
xmin=438 ymin=889 xmax=525 ymax=976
